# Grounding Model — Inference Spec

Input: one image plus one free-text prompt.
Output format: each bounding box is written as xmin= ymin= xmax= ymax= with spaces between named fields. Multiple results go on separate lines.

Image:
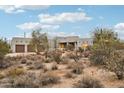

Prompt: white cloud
xmin=38 ymin=12 xmax=92 ymax=24
xmin=16 ymin=22 xmax=60 ymax=31
xmin=114 ymin=23 xmax=124 ymax=31
xmin=0 ymin=5 xmax=50 ymax=14
xmin=114 ymin=23 xmax=124 ymax=39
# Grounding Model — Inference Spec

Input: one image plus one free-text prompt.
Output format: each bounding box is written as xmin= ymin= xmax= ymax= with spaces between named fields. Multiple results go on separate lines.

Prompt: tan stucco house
xmin=11 ymin=36 xmax=93 ymax=53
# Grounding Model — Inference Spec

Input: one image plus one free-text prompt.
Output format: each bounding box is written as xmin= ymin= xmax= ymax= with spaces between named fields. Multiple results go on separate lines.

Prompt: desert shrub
xmin=67 ymin=62 xmax=84 ymax=69
xmin=83 ymin=51 xmax=91 ymax=58
xmin=43 ymin=67 xmax=48 ymax=73
xmin=33 ymin=62 xmax=44 ymax=70
xmin=105 ymin=51 xmax=124 ymax=80
xmin=26 ymin=61 xmax=33 ymax=65
xmin=20 ymin=58 xmax=27 ymax=64
xmin=0 ymin=38 xmax=10 ymax=63
xmin=90 ymin=48 xmax=111 ymax=65
xmin=118 ymin=85 xmax=124 ymax=88
xmin=50 ymin=50 xmax=62 ymax=64
xmin=17 ymin=65 xmax=23 ymax=68
xmin=61 ymin=57 xmax=69 ymax=64
xmin=90 ymin=28 xmax=120 ymax=65
xmin=73 ymin=76 xmax=104 ymax=88
xmin=0 ymin=59 xmax=11 ymax=69
xmin=27 ymin=66 xmax=34 ymax=70
xmin=44 ymin=58 xmax=52 ymax=63
xmin=9 ymin=72 xmax=39 ymax=88
xmin=7 ymin=68 xmax=25 ymax=77
xmin=78 ymin=47 xmax=84 ymax=53
xmin=71 ymin=66 xmax=83 ymax=74
xmin=51 ymin=64 xmax=58 ymax=70
xmin=40 ymin=73 xmax=60 ymax=86
xmin=67 ymin=62 xmax=84 ymax=74
xmin=68 ymin=51 xmax=79 ymax=62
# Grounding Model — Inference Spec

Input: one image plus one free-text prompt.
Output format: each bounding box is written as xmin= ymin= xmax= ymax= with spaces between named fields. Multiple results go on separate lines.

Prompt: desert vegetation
xmin=0 ymin=28 xmax=124 ymax=88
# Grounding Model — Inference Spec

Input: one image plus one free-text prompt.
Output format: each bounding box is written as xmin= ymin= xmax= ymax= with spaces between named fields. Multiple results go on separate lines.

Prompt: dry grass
xmin=73 ymin=75 xmax=104 ymax=88
xmin=1 ymin=51 xmax=124 ymax=88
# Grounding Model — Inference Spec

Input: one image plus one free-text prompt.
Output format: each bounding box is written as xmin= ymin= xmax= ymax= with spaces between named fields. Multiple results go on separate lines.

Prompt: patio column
xmin=25 ymin=44 xmax=28 ymax=53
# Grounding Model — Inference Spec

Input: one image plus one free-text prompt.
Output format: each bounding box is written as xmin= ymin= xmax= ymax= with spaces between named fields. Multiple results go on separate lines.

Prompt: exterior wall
xmin=11 ymin=36 xmax=93 ymax=53
xmin=11 ymin=37 xmax=31 ymax=53
xmin=56 ymin=36 xmax=79 ymax=49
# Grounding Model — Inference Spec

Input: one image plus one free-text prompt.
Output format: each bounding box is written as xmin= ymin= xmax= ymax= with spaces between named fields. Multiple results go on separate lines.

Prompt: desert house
xmin=11 ymin=36 xmax=93 ymax=53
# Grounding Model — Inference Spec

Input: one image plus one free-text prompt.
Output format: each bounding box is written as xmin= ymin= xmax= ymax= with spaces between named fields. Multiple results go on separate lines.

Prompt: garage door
xmin=15 ymin=45 xmax=25 ymax=53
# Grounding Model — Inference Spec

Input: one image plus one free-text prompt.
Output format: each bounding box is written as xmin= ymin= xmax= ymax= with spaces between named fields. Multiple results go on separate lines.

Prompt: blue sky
xmin=0 ymin=5 xmax=124 ymax=40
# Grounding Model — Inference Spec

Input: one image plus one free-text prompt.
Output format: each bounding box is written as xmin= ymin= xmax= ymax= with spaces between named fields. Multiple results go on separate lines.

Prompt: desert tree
xmin=90 ymin=28 xmax=124 ymax=80
xmin=0 ymin=38 xmax=10 ymax=68
xmin=0 ymin=38 xmax=10 ymax=59
xmin=92 ymin=28 xmax=119 ymax=49
xmin=30 ymin=29 xmax=49 ymax=54
xmin=90 ymin=28 xmax=119 ymax=65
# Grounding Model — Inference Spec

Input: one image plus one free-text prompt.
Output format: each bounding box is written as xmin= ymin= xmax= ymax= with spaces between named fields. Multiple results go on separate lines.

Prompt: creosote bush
xmin=51 ymin=64 xmax=58 ymax=70
xmin=33 ymin=61 xmax=44 ymax=70
xmin=73 ymin=76 xmax=104 ymax=88
xmin=9 ymin=72 xmax=39 ymax=88
xmin=67 ymin=51 xmax=80 ymax=62
xmin=72 ymin=67 xmax=83 ymax=74
xmin=40 ymin=73 xmax=60 ymax=86
xmin=105 ymin=51 xmax=124 ymax=80
xmin=20 ymin=58 xmax=27 ymax=64
xmin=90 ymin=48 xmax=111 ymax=65
xmin=49 ymin=50 xmax=62 ymax=64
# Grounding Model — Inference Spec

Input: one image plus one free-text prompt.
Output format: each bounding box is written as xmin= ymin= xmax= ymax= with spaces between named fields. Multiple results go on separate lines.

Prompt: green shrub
xmin=105 ymin=51 xmax=124 ymax=80
xmin=73 ymin=76 xmax=104 ymax=88
xmin=50 ymin=50 xmax=62 ymax=64
xmin=90 ymin=48 xmax=112 ymax=65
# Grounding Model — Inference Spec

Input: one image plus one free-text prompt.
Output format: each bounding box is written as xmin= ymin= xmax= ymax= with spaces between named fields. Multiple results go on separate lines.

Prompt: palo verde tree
xmin=92 ymin=28 xmax=119 ymax=49
xmin=90 ymin=28 xmax=119 ymax=65
xmin=30 ymin=29 xmax=49 ymax=54
xmin=90 ymin=28 xmax=124 ymax=80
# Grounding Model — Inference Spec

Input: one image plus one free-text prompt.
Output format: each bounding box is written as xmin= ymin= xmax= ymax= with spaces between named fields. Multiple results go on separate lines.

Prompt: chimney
xmin=24 ymin=32 xmax=26 ymax=38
